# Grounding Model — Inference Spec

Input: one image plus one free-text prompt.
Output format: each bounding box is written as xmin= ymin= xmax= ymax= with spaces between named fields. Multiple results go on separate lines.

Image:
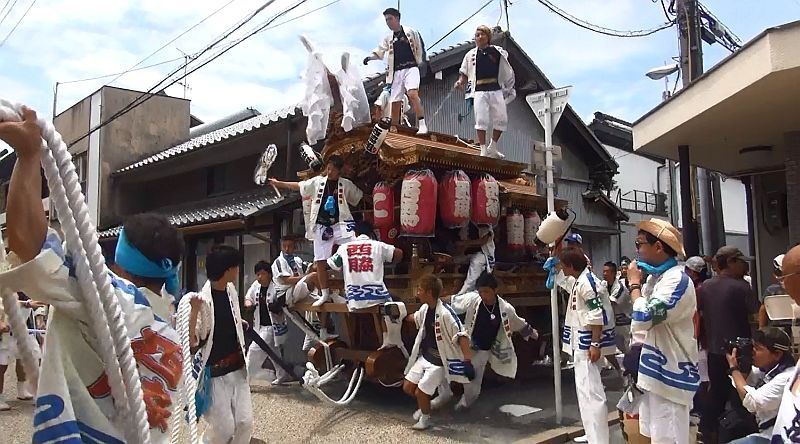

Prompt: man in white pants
xmin=189 ymin=245 xmax=252 ymax=444
xmin=455 ymin=25 xmax=515 ymax=159
xmin=628 ymin=219 xmax=699 ymax=444
xmin=0 ymin=295 xmax=43 ymax=410
xmin=363 ymin=7 xmax=428 ymax=134
xmin=456 ymin=225 xmax=495 ymax=295
xmin=244 ymin=261 xmax=292 ymax=385
xmin=448 ymin=271 xmax=537 ymax=410
xmin=559 ymin=247 xmax=616 ymax=443
xmin=270 ymin=155 xmax=363 ymax=308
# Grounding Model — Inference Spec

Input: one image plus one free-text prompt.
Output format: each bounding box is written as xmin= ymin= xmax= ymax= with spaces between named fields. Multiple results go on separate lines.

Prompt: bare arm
xmin=268 ymin=178 xmax=300 ymax=191
xmin=392 ymin=248 xmax=403 ymax=263
xmin=457 ymin=336 xmax=473 ymax=362
xmin=188 ymin=298 xmax=203 ymax=351
xmin=0 ymin=107 xmax=47 ymax=262
xmin=279 ymin=275 xmax=305 ymax=286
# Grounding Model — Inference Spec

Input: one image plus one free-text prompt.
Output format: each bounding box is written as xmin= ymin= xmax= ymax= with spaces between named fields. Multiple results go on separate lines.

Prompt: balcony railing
xmin=618 ymin=189 xmax=667 ymax=214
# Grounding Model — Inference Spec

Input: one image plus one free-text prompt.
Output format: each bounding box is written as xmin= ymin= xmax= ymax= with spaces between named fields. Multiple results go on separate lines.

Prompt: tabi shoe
xmin=16 ymin=381 xmax=33 ymax=401
xmin=0 ymin=395 xmax=10 ymax=411
xmin=411 ymin=413 xmax=431 ymax=430
xmin=271 ymin=374 xmax=295 ymax=386
xmin=487 ymin=140 xmax=505 ymax=159
xmin=573 ymin=435 xmax=589 ymax=442
xmin=412 ymin=409 xmax=422 ymax=421
xmin=312 ymin=293 xmax=330 ymax=307
xmin=417 ymin=120 xmax=428 ymax=135
xmin=453 ymin=397 xmax=469 ymax=412
xmin=430 ymin=391 xmax=452 ymax=410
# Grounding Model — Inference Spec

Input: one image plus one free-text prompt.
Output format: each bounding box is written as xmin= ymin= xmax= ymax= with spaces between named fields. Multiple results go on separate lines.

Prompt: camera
xmin=726 ymin=337 xmax=753 ymax=373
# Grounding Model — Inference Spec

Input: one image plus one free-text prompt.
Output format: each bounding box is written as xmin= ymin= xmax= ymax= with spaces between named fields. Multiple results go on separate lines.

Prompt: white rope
xmin=282 ymin=308 xmax=365 ymax=406
xmin=172 ymin=295 xmax=200 ymax=444
xmin=0 ymin=100 xmax=151 ymax=443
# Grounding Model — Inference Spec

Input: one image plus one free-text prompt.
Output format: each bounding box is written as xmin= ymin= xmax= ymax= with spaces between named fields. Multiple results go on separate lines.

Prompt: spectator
xmin=726 ymin=327 xmax=795 ymax=443
xmin=769 ymin=244 xmax=800 ymax=442
xmin=698 ymin=246 xmax=755 ymax=443
xmin=758 ymin=254 xmax=786 ymax=328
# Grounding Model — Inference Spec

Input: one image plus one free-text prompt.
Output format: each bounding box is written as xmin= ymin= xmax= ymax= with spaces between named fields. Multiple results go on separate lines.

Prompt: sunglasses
xmin=778 ymin=271 xmax=800 ymax=282
xmin=634 ymin=240 xmax=653 ymax=250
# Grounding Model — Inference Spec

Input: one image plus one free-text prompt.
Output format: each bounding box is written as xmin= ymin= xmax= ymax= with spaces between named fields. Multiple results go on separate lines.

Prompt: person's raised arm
xmin=0 ymin=106 xmax=47 ymax=262
xmin=268 ymin=178 xmax=300 ymax=191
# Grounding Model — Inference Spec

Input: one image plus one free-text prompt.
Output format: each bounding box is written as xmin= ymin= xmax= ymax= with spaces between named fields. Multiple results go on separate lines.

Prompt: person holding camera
xmin=697 ymin=246 xmax=755 ymax=443
xmin=725 ymin=328 xmax=795 ymax=443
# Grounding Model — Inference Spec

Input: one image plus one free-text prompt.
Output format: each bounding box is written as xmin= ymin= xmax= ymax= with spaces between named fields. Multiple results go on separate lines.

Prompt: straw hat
xmin=637 ymin=218 xmax=685 ymax=258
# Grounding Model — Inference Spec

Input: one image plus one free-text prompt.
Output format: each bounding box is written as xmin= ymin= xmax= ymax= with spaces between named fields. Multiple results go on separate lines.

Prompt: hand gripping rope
xmin=0 ymin=100 xmax=151 ymax=443
xmin=282 ymin=308 xmax=364 ymax=406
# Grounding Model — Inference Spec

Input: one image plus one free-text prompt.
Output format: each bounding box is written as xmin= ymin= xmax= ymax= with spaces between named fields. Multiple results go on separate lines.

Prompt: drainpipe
xmin=742 ymin=176 xmax=759 ymax=296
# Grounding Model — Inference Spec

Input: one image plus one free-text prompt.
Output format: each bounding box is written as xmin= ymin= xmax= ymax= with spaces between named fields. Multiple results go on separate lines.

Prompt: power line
xmin=59 ymin=56 xmax=188 ymax=85
xmin=429 ymin=0 xmax=494 ymax=50
xmin=0 ymin=0 xmax=18 ymax=28
xmin=534 ymin=0 xmax=675 ymax=38
xmin=0 ymin=0 xmax=36 ymax=47
xmin=67 ymin=0 xmax=309 ymax=149
xmin=105 ymin=0 xmax=239 ymax=87
xmin=0 ymin=1 xmax=11 ymax=24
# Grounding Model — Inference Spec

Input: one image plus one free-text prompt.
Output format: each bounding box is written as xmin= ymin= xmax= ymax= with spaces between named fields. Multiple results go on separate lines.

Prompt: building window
xmin=73 ymin=152 xmax=88 ymax=195
xmin=207 ymin=164 xmax=230 ymax=196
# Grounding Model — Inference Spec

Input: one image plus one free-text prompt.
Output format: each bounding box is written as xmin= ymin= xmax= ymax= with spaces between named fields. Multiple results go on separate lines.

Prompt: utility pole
xmin=527 ymin=86 xmax=572 ymax=426
xmin=676 ymin=0 xmax=727 ymax=256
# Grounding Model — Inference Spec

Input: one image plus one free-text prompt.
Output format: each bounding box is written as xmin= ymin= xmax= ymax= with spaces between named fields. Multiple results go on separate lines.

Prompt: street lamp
xmin=646 ymin=63 xmax=679 ymax=101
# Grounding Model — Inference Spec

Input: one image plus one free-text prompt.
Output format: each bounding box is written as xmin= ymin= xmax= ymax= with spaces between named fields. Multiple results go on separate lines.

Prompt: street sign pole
xmin=527 ymin=86 xmax=571 ymax=425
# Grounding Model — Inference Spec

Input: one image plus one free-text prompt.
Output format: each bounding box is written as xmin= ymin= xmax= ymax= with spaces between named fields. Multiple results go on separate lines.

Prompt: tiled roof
xmin=115 ymin=104 xmax=300 ymax=174
xmin=98 ymin=189 xmax=298 ymax=239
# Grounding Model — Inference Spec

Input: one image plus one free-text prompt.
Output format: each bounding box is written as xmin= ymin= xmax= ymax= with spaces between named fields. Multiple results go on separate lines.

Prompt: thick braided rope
xmin=0 ymin=100 xmax=151 ymax=443
xmin=172 ymin=295 xmax=199 ymax=444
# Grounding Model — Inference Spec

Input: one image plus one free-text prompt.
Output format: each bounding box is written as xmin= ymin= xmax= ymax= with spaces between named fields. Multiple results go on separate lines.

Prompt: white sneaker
xmin=453 ymin=397 xmax=469 ymax=412
xmin=480 ymin=145 xmax=488 ymax=157
xmin=0 ymin=395 xmax=10 ymax=411
xmin=312 ymin=293 xmax=329 ymax=307
xmin=487 ymin=141 xmax=505 ymax=159
xmin=430 ymin=392 xmax=452 ymax=410
xmin=412 ymin=409 xmax=422 ymax=421
xmin=411 ymin=413 xmax=431 ymax=430
xmin=271 ymin=374 xmax=294 ymax=386
xmin=417 ymin=120 xmax=428 ymax=135
xmin=17 ymin=381 xmax=33 ymax=401
xmin=573 ymin=435 xmax=589 ymax=443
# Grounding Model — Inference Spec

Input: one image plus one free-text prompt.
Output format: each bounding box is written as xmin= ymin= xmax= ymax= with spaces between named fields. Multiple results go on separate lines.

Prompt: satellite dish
xmin=254 ymin=143 xmax=281 ymax=198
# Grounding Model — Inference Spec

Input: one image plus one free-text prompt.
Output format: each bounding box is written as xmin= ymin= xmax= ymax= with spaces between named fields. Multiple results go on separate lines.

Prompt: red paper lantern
xmin=438 ymin=170 xmax=471 ymax=229
xmin=376 ymin=226 xmax=399 ymax=245
xmin=400 ymin=169 xmax=437 ymax=236
xmin=471 ymin=174 xmax=500 ymax=226
xmin=507 ymin=210 xmax=525 ymax=251
xmin=372 ymin=181 xmax=395 ymax=229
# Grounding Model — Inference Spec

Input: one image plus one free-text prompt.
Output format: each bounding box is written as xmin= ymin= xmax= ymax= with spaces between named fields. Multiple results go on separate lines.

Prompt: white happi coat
xmin=193 ymin=281 xmax=247 ymax=372
xmin=450 ymin=291 xmax=528 ymax=378
xmin=562 ymin=268 xmax=617 ymax=357
xmin=631 ymin=264 xmax=699 ymax=407
xmin=327 ymin=234 xmax=395 ymax=310
xmin=244 ymin=280 xmax=275 ymax=330
xmin=459 ymin=45 xmax=516 ymax=103
xmin=405 ymin=300 xmax=470 ymax=384
xmin=271 ymin=252 xmax=305 ymax=296
xmin=299 ymin=175 xmax=363 ymax=241
xmin=0 ymin=229 xmax=182 ymax=443
xmin=607 ymin=277 xmax=632 ymax=326
xmin=372 ymin=26 xmax=425 ymax=83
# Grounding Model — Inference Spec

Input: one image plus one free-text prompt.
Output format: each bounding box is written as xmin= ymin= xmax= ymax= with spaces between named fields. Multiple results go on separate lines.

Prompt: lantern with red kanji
xmin=400 ymin=169 xmax=437 ymax=236
xmin=372 ymin=181 xmax=395 ymax=229
xmin=471 ymin=174 xmax=500 ymax=226
xmin=506 ymin=209 xmax=525 ymax=251
xmin=524 ymin=211 xmax=541 ymax=253
xmin=438 ymin=170 xmax=471 ymax=229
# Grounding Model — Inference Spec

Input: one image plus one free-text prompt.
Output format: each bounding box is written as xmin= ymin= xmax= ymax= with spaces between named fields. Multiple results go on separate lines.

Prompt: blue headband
xmin=115 ymin=229 xmax=180 ymax=297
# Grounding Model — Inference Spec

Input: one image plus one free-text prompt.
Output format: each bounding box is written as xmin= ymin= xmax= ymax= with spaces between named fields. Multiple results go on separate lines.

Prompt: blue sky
xmin=0 ymin=0 xmax=798 ymax=134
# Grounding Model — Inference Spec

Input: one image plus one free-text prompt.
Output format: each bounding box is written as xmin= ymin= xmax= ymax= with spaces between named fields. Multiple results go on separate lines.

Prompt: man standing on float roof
xmin=455 ymin=25 xmax=516 ymax=159
xmin=364 ymin=7 xmax=428 ymax=135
